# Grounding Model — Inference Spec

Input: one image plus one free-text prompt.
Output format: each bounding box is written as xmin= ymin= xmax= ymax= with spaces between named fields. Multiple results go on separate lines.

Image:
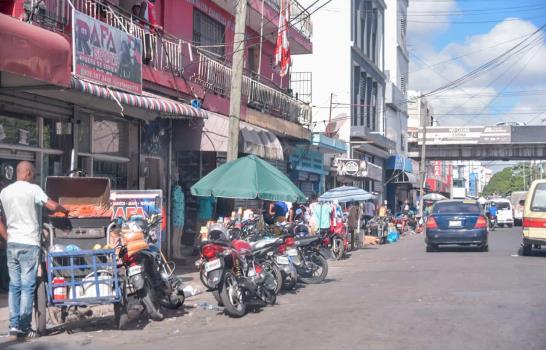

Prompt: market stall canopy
xmin=319 ymin=186 xmax=376 ymax=203
xmin=191 ymin=155 xmax=306 ymax=202
xmin=423 ymin=193 xmax=447 ymax=201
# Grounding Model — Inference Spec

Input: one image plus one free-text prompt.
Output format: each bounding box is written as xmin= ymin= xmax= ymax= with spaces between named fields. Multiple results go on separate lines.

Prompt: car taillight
xmin=285 ymin=237 xmax=295 ymax=247
xmin=523 ymin=217 xmax=546 ymax=228
xmin=278 ymin=244 xmax=287 ymax=254
xmin=202 ymin=244 xmax=218 ymax=259
xmin=475 ymin=216 xmax=487 ymax=229
xmin=426 ymin=216 xmax=438 ymax=229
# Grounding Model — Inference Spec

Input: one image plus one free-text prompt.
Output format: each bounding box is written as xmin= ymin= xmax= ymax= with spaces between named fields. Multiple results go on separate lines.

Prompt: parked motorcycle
xmin=111 ymin=215 xmax=185 ymax=321
xmin=199 ymin=225 xmax=278 ymax=318
xmin=289 ymin=235 xmax=329 ymax=284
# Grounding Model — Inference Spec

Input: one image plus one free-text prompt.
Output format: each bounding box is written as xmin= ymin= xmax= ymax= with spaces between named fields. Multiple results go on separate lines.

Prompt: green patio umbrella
xmin=191 ymin=155 xmax=306 ymax=203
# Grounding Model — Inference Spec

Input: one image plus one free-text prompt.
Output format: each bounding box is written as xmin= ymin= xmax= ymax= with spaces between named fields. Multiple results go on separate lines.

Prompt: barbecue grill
xmin=45 ymin=176 xmax=112 ymax=249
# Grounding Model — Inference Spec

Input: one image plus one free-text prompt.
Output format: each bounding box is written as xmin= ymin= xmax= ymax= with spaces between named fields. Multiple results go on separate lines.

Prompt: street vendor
xmin=0 ymin=161 xmax=68 ymax=341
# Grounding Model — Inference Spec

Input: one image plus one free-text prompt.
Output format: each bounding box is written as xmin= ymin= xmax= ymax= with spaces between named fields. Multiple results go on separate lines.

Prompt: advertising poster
xmin=73 ymin=10 xmax=142 ymax=93
xmin=111 ymin=190 xmax=163 ymax=247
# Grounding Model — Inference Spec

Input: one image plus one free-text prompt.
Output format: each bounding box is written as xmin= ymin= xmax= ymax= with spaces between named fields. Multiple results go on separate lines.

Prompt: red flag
xmin=141 ymin=0 xmax=157 ymax=28
xmin=274 ymin=0 xmax=291 ymax=77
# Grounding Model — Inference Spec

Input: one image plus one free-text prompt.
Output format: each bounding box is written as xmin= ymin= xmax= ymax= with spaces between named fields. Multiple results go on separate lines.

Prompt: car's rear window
xmin=531 ymin=183 xmax=546 ymax=212
xmin=493 ymin=201 xmax=511 ymax=210
xmin=432 ymin=202 xmax=481 ymax=214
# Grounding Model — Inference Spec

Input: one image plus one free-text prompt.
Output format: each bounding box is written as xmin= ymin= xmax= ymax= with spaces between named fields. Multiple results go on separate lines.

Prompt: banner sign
xmin=418 ymin=126 xmax=511 ymax=145
xmin=334 ymin=158 xmax=382 ymax=181
xmin=73 ymin=10 xmax=142 ymax=94
xmin=111 ymin=190 xmax=163 ymax=246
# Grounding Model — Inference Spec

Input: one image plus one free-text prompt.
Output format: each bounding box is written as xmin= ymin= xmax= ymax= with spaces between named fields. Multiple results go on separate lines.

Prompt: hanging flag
xmin=274 ymin=0 xmax=291 ymax=77
xmin=141 ymin=0 xmax=157 ymax=29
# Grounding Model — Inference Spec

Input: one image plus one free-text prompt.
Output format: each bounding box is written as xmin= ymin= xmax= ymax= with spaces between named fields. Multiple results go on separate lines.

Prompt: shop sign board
xmin=418 ymin=126 xmax=511 ymax=145
xmin=111 ymin=190 xmax=163 ymax=246
xmin=72 ymin=10 xmax=142 ymax=94
xmin=334 ymin=158 xmax=382 ymax=181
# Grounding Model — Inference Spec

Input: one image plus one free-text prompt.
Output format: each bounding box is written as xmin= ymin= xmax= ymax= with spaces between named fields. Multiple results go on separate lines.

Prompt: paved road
xmin=4 ymin=228 xmax=546 ymax=350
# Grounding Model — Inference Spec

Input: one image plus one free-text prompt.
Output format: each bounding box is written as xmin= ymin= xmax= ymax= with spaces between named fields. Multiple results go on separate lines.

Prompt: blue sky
xmin=433 ymin=0 xmax=546 ymax=49
xmin=408 ymin=0 xmax=546 ymax=128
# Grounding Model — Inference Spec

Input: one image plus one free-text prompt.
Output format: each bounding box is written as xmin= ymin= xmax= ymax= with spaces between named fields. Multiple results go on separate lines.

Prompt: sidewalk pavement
xmin=0 ymin=257 xmax=208 ymax=334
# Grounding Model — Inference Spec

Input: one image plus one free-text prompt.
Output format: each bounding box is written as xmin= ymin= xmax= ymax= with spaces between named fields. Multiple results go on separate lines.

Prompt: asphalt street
xmin=3 ymin=228 xmax=546 ymax=350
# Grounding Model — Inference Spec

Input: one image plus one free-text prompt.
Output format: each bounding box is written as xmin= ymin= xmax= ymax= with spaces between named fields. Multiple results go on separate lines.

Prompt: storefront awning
xmin=0 ymin=13 xmax=71 ymax=87
xmin=386 ymin=155 xmax=413 ymax=172
xmin=71 ymin=77 xmax=207 ymax=119
xmin=391 ymin=171 xmax=419 ymax=186
xmin=173 ymin=111 xmax=284 ymax=160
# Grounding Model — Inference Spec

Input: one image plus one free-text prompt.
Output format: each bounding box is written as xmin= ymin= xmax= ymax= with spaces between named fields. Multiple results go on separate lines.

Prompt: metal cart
xmin=34 ymin=176 xmax=128 ymax=335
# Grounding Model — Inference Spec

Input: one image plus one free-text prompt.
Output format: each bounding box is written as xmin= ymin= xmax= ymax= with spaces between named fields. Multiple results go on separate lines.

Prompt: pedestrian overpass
xmin=407 ymin=125 xmax=546 ymax=161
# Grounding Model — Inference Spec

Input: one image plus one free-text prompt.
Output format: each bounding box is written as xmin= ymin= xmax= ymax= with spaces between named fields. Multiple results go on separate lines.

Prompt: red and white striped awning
xmin=71 ymin=77 xmax=207 ymax=119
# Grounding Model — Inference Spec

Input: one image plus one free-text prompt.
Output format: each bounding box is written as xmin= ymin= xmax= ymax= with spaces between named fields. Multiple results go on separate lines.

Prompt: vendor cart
xmin=34 ymin=176 xmax=128 ymax=335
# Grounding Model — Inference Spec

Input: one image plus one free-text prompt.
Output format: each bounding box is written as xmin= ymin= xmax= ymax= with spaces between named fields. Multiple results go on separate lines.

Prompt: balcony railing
xmin=26 ymin=0 xmax=184 ymax=75
xmin=193 ymin=51 xmax=311 ymax=126
xmin=264 ymin=0 xmax=313 ymax=40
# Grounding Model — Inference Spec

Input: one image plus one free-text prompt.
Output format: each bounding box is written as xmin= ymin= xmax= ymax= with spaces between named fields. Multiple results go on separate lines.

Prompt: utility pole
xmin=227 ymin=0 xmax=248 ymax=161
xmin=328 ymin=92 xmax=334 ymax=123
xmin=418 ymin=107 xmax=428 ymax=219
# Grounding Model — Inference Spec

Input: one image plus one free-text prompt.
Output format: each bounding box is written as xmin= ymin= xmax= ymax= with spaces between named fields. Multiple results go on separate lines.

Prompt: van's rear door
xmin=524 ymin=182 xmax=546 ymax=239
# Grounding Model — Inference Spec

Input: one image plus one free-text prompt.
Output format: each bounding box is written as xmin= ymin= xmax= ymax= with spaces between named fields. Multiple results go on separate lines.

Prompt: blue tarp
xmin=386 ymin=155 xmax=413 ymax=172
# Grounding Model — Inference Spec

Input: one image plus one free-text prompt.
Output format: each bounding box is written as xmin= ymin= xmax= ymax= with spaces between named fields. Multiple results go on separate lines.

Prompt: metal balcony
xmin=193 ymin=51 xmax=311 ymax=126
xmin=26 ymin=0 xmax=184 ymax=75
xmin=264 ymin=0 xmax=313 ymax=40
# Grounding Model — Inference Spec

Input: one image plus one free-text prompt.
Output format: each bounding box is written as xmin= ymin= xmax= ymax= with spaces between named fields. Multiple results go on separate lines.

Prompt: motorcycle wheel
xmin=199 ymin=268 xmax=215 ymax=289
xmin=263 ymin=262 xmax=283 ymax=295
xmin=160 ymin=292 xmax=184 ymax=309
xmin=137 ymin=276 xmax=164 ymax=321
xmin=114 ymin=275 xmax=129 ymax=329
xmin=299 ymin=252 xmax=328 ymax=284
xmin=34 ymin=274 xmax=48 ymax=335
xmin=212 ymin=290 xmax=224 ymax=307
xmin=331 ymin=237 xmax=345 ymax=260
xmin=219 ymin=271 xmax=246 ymax=318
xmin=262 ymin=280 xmax=277 ymax=306
xmin=282 ymin=275 xmax=297 ymax=290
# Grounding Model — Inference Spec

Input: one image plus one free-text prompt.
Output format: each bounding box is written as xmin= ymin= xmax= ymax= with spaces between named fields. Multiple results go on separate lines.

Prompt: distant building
xmin=293 ymin=0 xmax=393 ymax=200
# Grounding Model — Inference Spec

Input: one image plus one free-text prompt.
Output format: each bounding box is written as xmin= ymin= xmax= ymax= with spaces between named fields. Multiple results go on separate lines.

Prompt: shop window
xmin=0 ymin=115 xmax=37 ymax=146
xmin=93 ymin=160 xmax=128 ymax=189
xmin=92 ymin=116 xmax=129 ymax=156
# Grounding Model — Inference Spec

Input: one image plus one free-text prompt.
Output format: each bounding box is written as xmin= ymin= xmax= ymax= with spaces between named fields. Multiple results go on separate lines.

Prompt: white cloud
xmin=408 ymin=0 xmax=458 ymax=44
xmin=409 ymin=18 xmax=546 ymax=126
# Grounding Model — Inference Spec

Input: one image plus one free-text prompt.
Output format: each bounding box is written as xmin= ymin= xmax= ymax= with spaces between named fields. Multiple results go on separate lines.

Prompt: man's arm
xmin=44 ymin=199 xmax=69 ymax=214
xmin=0 ymin=218 xmax=7 ymax=242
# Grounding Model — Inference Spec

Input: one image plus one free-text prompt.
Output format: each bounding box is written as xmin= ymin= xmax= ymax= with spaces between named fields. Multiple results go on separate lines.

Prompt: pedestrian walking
xmin=363 ymin=200 xmax=376 ymax=226
xmin=347 ymin=202 xmax=361 ymax=247
xmin=0 ymin=161 xmax=68 ymax=341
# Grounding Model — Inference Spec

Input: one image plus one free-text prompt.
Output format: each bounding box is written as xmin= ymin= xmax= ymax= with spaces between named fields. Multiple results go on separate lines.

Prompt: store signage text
xmin=73 ymin=10 xmax=142 ymax=94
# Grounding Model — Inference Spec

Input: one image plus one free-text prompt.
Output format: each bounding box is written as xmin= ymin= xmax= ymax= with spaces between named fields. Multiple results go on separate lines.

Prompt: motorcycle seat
xmin=250 ymin=238 xmax=282 ymax=251
xmin=295 ymin=236 xmax=321 ymax=246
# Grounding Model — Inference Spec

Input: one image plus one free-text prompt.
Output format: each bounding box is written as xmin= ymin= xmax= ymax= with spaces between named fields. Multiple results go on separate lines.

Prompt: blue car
xmin=425 ymin=200 xmax=489 ymax=252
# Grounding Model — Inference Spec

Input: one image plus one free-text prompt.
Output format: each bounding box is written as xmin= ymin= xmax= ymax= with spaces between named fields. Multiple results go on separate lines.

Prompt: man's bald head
xmin=16 ymin=161 xmax=35 ymax=182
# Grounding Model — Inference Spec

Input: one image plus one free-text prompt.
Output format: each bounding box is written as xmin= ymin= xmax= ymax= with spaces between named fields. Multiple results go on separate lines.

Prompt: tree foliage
xmin=482 ymin=164 xmax=533 ymax=197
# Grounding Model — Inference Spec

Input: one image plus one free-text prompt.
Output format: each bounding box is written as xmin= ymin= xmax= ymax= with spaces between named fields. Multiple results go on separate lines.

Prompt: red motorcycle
xmin=322 ymin=218 xmax=348 ymax=260
xmin=198 ymin=225 xmax=278 ymax=318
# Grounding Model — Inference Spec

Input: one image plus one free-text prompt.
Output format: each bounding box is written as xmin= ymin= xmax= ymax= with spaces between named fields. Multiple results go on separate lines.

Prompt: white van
xmin=510 ymin=191 xmax=527 ymax=226
xmin=490 ymin=199 xmax=514 ymax=228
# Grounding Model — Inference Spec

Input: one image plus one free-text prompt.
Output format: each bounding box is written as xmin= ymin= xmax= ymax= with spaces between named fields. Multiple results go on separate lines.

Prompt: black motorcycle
xmin=289 ymin=235 xmax=329 ymax=284
xmin=112 ymin=216 xmax=185 ymax=322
